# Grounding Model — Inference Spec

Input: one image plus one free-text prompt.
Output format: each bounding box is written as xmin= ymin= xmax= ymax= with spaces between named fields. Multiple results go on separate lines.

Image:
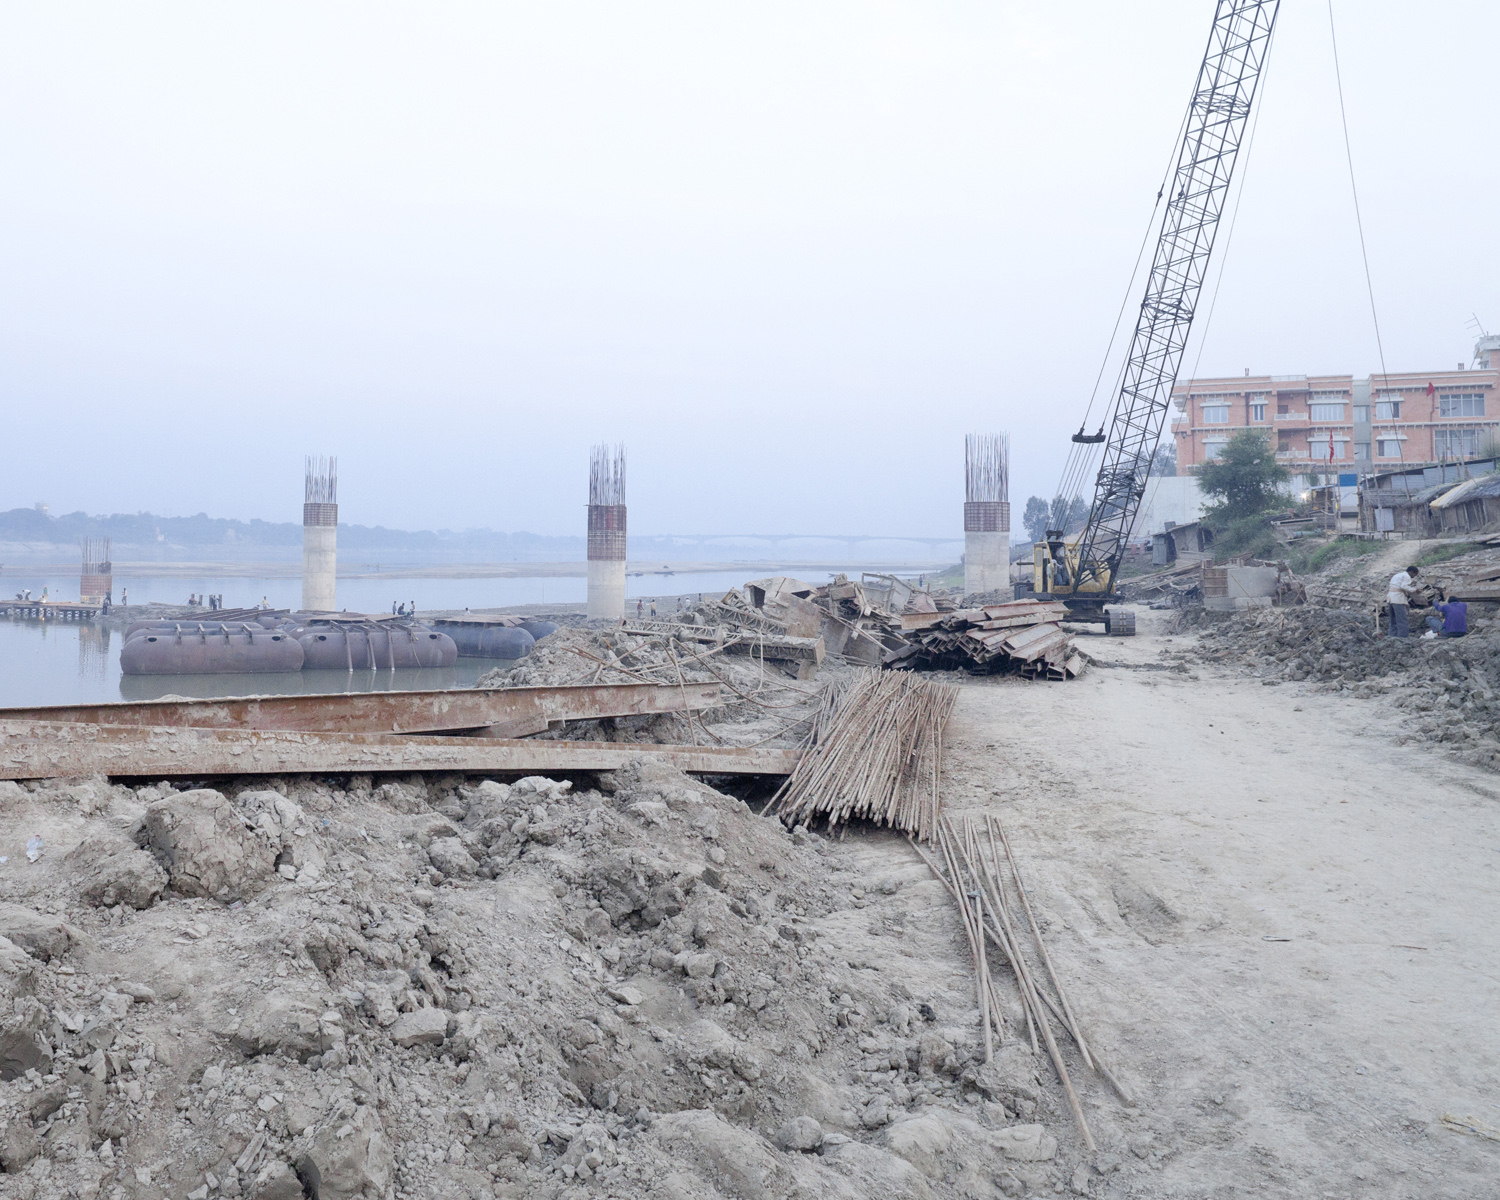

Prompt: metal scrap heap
xmin=886 ymin=599 xmax=1086 ymax=679
xmin=701 ymin=574 xmax=1086 ymax=680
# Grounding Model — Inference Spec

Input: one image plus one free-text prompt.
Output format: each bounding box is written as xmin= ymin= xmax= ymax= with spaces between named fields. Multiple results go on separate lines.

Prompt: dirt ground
xmin=3 ymin=596 xmax=1498 ymax=1200
xmin=940 ymin=607 xmax=1500 ymax=1198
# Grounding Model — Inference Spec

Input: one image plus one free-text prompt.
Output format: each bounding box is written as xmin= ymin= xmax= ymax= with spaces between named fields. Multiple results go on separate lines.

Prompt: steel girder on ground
xmin=0 ymin=721 xmax=797 ymax=780
xmin=0 ymin=681 xmax=723 ymax=740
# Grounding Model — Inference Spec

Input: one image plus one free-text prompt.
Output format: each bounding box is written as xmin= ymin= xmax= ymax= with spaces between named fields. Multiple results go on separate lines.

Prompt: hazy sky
xmin=2 ymin=2 xmax=1496 ymax=538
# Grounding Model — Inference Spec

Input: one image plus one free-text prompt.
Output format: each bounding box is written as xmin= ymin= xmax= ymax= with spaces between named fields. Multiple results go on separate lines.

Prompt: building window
xmin=1434 ymin=427 xmax=1481 ymax=458
xmin=1439 ymin=393 xmax=1486 ymax=418
xmin=1204 ymin=441 xmax=1226 ymax=460
xmin=1308 ymin=436 xmax=1345 ymax=461
xmin=1354 ymin=442 xmax=1371 ymax=461
xmin=1376 ymin=437 xmax=1403 ymax=457
xmin=1250 ymin=402 xmax=1266 ymax=421
xmin=1309 ymin=402 xmax=1345 ymax=421
xmin=1376 ymin=399 xmax=1401 ymax=420
xmin=1353 ymin=404 xmax=1370 ymax=423
xmin=1201 ymin=405 xmax=1229 ymax=424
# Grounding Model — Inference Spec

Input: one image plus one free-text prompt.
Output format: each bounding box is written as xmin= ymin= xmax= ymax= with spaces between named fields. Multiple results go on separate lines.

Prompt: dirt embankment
xmin=0 ymin=761 xmax=1089 ymax=1200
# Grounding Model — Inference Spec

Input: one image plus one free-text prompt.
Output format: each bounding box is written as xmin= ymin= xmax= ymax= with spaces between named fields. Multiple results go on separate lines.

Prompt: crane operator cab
xmin=1031 ymin=535 xmax=1135 ymax=636
xmin=1037 ymin=530 xmax=1073 ymax=592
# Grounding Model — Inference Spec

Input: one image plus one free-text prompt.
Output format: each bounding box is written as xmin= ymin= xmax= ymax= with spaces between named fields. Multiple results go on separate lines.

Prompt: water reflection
xmin=0 ymin=615 xmax=517 ymax=708
xmin=79 ymin=625 xmax=112 ymax=686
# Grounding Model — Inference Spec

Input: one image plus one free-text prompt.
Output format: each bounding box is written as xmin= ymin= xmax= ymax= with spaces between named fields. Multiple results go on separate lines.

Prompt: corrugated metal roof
xmin=1431 ymin=473 xmax=1500 ymax=509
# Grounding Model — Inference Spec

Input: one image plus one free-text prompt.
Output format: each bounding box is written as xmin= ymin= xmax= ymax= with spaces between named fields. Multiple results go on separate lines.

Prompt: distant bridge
xmin=642 ymin=533 xmax=966 ymax=559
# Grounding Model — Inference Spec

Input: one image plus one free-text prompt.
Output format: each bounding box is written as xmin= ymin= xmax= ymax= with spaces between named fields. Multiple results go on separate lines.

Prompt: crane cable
xmin=1328 ymin=0 xmax=1392 ymax=492
xmin=1050 ymin=55 xmax=1199 ymax=527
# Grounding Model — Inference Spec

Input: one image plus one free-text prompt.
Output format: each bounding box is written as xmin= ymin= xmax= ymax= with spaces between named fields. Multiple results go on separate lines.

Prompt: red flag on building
xmin=1329 ymin=428 xmax=1336 ymax=461
xmin=1427 ymin=382 xmax=1436 ymax=398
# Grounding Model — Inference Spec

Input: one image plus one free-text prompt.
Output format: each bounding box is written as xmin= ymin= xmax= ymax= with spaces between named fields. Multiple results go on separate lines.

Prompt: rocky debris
xmin=0 ymin=766 xmax=1087 ymax=1199
xmin=228 ymin=989 xmax=337 ymax=1060
xmin=248 ymin=1157 xmax=304 ymax=1200
xmin=992 ymin=1122 xmax=1058 ymax=1161
xmin=0 ymin=903 xmax=78 ymax=961
xmin=65 ymin=831 xmax=168 ymax=910
xmin=0 ymin=936 xmax=36 ymax=1000
xmin=773 ymin=1114 xmax=825 ymax=1151
xmin=388 ymin=1008 xmax=448 ymax=1049
xmin=297 ymin=1103 xmax=394 ymax=1200
xmin=0 ymin=997 xmax=53 ymax=1080
xmin=142 ymin=787 xmax=277 ymax=899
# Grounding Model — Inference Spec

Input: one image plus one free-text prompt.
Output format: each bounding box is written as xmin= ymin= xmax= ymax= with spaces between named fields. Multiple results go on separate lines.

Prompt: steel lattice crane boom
xmin=1035 ymin=0 xmax=1280 ymax=632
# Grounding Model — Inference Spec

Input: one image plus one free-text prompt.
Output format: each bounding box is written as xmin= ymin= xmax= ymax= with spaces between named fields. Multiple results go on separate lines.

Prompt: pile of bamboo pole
xmin=767 ymin=670 xmax=957 ymax=841
xmin=914 ymin=812 xmax=1135 ymax=1152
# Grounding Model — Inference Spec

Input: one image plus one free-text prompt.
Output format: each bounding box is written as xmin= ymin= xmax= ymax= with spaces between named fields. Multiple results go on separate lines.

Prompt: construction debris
xmin=885 ymin=601 xmax=1086 ymax=679
xmin=0 ymin=761 xmax=1083 ymax=1200
xmin=697 ymin=577 xmax=1086 ymax=681
xmin=914 ymin=812 xmax=1135 ymax=1154
xmin=767 ymin=670 xmax=958 ymax=841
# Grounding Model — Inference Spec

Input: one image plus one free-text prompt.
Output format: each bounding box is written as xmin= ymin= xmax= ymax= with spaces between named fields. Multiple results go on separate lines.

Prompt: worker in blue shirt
xmin=1424 ymin=590 xmax=1468 ymax=638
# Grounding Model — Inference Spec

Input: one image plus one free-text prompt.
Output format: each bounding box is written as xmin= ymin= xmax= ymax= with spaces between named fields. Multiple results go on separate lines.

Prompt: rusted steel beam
xmin=0 ymin=722 xmax=797 ymax=780
xmin=0 ymin=682 xmax=722 ymax=737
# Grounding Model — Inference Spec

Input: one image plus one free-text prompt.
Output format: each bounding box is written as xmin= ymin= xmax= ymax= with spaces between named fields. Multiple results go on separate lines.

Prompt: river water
xmin=0 ymin=568 xmax=839 ymax=708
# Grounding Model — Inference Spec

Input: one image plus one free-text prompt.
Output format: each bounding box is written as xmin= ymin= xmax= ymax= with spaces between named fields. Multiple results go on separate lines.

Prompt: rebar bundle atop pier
xmin=965 ymin=432 xmax=1009 ymax=505
xmin=305 ymin=455 xmax=338 ymax=505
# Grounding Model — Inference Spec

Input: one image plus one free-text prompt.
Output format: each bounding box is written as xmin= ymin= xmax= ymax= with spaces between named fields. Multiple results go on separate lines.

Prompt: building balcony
xmin=1275 ymin=450 xmax=1310 ymax=460
xmin=1273 ymin=412 xmax=1308 ymax=421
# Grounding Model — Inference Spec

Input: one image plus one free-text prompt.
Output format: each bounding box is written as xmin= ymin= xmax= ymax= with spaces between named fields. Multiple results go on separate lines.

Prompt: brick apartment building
xmin=1171 ymin=335 xmax=1500 ymax=473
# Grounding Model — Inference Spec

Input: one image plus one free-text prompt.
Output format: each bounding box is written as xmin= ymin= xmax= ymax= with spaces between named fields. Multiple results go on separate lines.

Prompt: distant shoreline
xmin=0 ymin=557 xmax=955 ymax=580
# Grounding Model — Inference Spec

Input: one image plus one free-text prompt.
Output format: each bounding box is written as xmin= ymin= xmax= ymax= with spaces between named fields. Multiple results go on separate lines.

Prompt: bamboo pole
xmin=988 ymin=815 xmax=1135 ymax=1106
xmin=989 ymin=815 xmax=1090 ymax=1068
xmin=945 ymin=815 xmax=1095 ymax=1153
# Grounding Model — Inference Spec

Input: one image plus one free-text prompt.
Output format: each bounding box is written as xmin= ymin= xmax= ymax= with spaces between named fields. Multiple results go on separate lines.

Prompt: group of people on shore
xmin=184 ymin=593 xmax=225 ymax=610
xmin=1385 ymin=565 xmax=1467 ymax=639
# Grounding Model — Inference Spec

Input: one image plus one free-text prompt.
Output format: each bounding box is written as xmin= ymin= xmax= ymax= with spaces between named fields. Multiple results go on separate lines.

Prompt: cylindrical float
xmin=518 ymin=619 xmax=559 ymax=642
xmin=296 ymin=625 xmax=457 ymax=670
xmin=443 ymin=625 xmax=536 ymax=660
xmin=120 ymin=628 xmax=304 ymax=675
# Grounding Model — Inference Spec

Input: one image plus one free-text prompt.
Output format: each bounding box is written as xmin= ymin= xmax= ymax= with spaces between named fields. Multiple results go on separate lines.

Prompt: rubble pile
xmin=0 ymin=766 xmax=1085 ymax=1200
xmin=476 ymin=627 xmax=849 ymax=751
xmin=1171 ymin=605 xmax=1500 ymax=766
xmin=616 ymin=578 xmax=1080 ymax=682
